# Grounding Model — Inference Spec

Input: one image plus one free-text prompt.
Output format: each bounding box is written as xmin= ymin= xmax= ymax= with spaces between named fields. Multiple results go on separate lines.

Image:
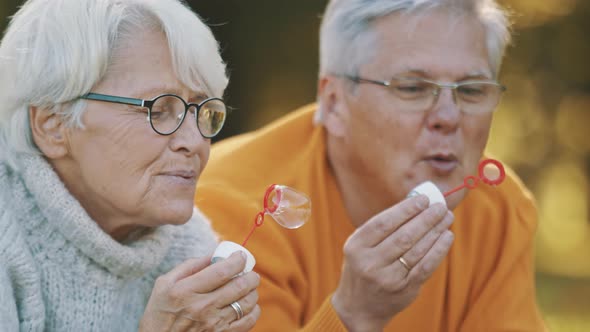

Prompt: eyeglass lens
xmin=149 ymin=95 xmax=226 ymax=137
xmin=391 ymin=79 xmax=502 ymax=113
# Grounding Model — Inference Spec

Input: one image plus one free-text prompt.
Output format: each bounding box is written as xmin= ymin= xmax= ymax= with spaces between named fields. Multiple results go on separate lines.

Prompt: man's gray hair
xmin=0 ymin=0 xmax=228 ymax=169
xmin=316 ymin=0 xmax=511 ymax=122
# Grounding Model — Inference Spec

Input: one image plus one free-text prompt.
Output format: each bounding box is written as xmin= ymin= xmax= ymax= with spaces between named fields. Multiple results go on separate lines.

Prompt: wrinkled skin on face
xmin=41 ymin=31 xmax=211 ymax=240
xmin=321 ymin=10 xmax=494 ymax=225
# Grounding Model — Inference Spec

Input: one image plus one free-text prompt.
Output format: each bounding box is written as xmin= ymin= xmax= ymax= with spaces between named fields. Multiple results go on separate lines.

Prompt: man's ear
xmin=317 ymin=75 xmax=348 ymax=138
xmin=29 ymin=106 xmax=69 ymax=159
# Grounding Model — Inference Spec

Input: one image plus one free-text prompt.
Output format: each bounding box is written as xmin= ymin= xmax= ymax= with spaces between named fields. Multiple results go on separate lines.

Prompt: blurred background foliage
xmin=1 ymin=0 xmax=588 ymax=330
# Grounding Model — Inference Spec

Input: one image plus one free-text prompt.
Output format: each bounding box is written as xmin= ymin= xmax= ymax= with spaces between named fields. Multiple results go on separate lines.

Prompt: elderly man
xmin=196 ymin=0 xmax=547 ymax=331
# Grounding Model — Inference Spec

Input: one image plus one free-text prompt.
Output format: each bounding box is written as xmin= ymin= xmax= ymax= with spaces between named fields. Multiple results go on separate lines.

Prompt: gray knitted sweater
xmin=0 ymin=154 xmax=218 ymax=331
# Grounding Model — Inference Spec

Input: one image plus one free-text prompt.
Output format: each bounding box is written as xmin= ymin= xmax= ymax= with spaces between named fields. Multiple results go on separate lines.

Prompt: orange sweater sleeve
xmin=457 ymin=174 xmax=548 ymax=332
xmin=303 ymin=296 xmax=349 ymax=331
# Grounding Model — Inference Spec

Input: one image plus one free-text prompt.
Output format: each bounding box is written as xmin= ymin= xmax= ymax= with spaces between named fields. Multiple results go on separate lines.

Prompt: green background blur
xmin=2 ymin=0 xmax=588 ymax=330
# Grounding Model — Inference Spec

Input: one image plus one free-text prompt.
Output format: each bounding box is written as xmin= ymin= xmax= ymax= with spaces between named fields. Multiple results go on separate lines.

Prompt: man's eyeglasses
xmin=80 ymin=93 xmax=227 ymax=138
xmin=340 ymin=75 xmax=506 ymax=114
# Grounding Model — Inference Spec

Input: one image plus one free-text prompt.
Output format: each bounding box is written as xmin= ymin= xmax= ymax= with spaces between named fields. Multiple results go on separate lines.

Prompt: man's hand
xmin=332 ymin=195 xmax=454 ymax=332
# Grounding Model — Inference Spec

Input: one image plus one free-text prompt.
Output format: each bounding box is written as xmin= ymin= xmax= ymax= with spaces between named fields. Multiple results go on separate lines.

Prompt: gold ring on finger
xmin=399 ymin=257 xmax=411 ymax=271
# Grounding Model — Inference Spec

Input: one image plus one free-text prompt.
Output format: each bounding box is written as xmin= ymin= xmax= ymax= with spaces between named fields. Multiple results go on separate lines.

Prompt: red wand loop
xmin=443 ymin=159 xmax=506 ymax=198
xmin=242 ymin=184 xmax=281 ymax=247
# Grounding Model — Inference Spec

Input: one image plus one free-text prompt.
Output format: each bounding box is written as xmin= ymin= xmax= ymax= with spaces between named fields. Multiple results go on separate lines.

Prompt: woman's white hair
xmin=316 ymin=0 xmax=511 ymax=123
xmin=0 ymin=0 xmax=228 ymax=169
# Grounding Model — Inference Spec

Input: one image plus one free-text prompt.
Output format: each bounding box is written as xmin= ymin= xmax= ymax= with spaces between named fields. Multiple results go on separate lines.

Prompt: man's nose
xmin=426 ymin=87 xmax=461 ymax=133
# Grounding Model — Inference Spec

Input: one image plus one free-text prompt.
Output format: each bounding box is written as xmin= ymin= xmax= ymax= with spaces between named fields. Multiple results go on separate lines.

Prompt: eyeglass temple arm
xmin=336 ymin=74 xmax=390 ymax=87
xmin=81 ymin=92 xmax=146 ymax=107
xmin=429 ymin=80 xmax=507 ymax=90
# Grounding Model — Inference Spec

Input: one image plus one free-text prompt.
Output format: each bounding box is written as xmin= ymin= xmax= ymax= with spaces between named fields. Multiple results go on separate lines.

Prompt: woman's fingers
xmin=215 ymin=288 xmax=259 ymax=326
xmin=227 ymin=304 xmax=261 ymax=332
xmin=177 ymin=251 xmax=247 ymax=293
xmin=236 ymin=290 xmax=259 ymax=316
xmin=168 ymin=317 xmax=196 ymax=332
xmin=142 ymin=254 xmax=261 ymax=331
xmin=148 ymin=256 xmax=212 ymax=312
xmin=214 ymin=271 xmax=260 ymax=308
xmin=161 ymin=256 xmax=211 ymax=284
xmin=220 ymin=287 xmax=259 ymax=315
xmin=177 ymin=288 xmax=259 ymax=331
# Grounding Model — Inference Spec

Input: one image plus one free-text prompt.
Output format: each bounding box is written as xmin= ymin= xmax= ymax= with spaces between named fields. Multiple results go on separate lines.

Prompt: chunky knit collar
xmin=0 ymin=154 xmax=175 ymax=279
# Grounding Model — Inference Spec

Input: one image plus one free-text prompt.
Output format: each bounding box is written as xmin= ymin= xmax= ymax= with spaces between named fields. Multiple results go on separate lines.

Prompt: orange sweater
xmin=196 ymin=105 xmax=547 ymax=331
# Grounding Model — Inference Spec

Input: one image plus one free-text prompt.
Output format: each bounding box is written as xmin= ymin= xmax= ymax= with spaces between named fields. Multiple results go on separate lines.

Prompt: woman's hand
xmin=139 ymin=252 xmax=261 ymax=332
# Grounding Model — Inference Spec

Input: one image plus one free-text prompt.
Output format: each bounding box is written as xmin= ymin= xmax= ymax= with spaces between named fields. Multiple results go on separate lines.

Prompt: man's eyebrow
xmin=394 ymin=68 xmax=494 ymax=81
xmin=395 ymin=68 xmax=431 ymax=77
xmin=460 ymin=70 xmax=494 ymax=80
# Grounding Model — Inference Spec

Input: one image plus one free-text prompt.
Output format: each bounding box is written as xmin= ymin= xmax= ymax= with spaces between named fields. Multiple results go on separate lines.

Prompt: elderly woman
xmin=0 ymin=0 xmax=259 ymax=331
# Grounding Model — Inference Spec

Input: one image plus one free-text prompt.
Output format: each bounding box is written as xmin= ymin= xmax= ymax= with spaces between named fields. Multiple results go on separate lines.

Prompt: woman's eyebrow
xmin=188 ymin=93 xmax=209 ymax=103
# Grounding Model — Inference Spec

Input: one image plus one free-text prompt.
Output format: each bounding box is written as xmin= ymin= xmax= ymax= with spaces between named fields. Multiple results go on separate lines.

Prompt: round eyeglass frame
xmin=144 ymin=94 xmax=226 ymax=138
xmin=80 ymin=92 xmax=227 ymax=138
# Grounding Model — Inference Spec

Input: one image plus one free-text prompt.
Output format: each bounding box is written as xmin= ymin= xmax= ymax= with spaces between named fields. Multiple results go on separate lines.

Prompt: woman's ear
xmin=317 ymin=75 xmax=348 ymax=138
xmin=29 ymin=106 xmax=69 ymax=159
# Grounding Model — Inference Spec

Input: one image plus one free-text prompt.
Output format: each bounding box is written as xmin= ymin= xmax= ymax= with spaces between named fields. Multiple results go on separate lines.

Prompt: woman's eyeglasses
xmin=81 ymin=92 xmax=227 ymax=138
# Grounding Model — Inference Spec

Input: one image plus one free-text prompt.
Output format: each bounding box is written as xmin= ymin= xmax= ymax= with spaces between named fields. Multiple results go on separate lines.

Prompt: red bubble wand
xmin=242 ymin=184 xmax=310 ymax=247
xmin=242 ymin=184 xmax=280 ymax=246
xmin=443 ymin=159 xmax=506 ymax=197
